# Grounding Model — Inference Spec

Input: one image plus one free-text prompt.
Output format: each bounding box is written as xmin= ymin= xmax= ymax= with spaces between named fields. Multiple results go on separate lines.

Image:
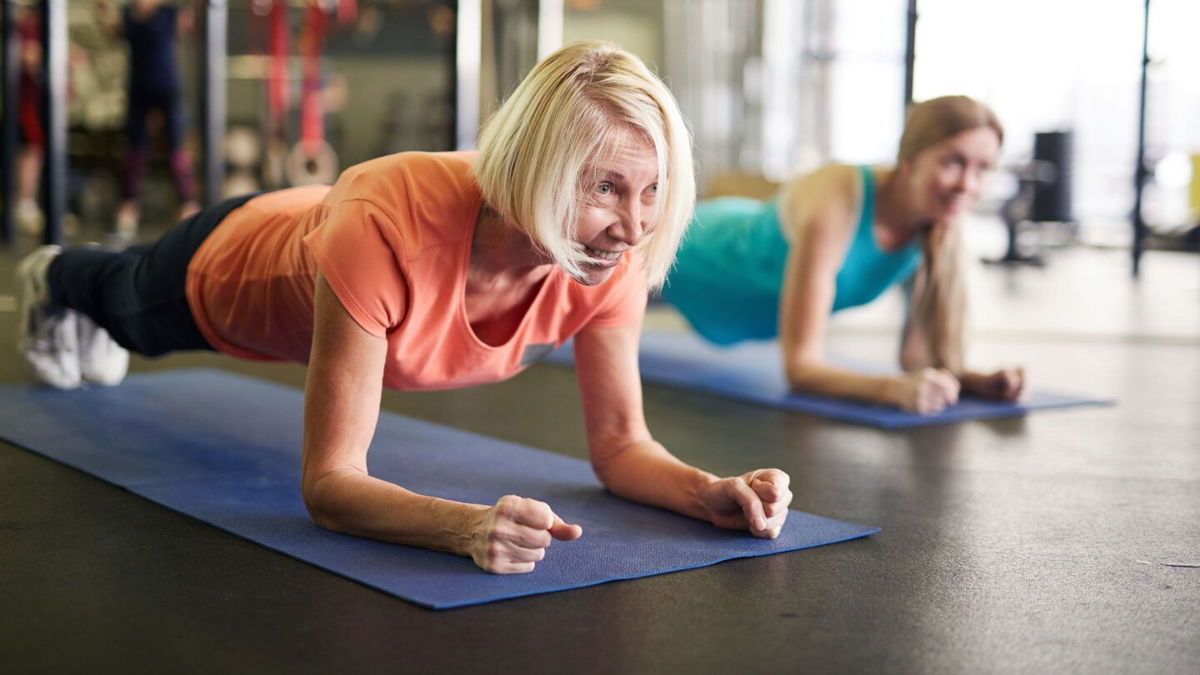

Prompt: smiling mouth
xmin=585 ymin=246 xmax=623 ymax=262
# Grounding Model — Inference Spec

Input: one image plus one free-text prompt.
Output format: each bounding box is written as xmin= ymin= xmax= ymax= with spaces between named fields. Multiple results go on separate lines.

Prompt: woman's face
xmin=571 ymin=129 xmax=660 ymax=286
xmin=907 ymin=126 xmax=1000 ymax=223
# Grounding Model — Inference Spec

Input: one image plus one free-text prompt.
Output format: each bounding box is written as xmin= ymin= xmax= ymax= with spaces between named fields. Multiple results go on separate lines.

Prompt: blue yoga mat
xmin=0 ymin=369 xmax=877 ymax=610
xmin=543 ymin=331 xmax=1113 ymax=429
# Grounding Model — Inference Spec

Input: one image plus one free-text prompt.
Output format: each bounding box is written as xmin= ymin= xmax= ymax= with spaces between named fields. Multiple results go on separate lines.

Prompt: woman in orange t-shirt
xmin=18 ymin=42 xmax=793 ymax=574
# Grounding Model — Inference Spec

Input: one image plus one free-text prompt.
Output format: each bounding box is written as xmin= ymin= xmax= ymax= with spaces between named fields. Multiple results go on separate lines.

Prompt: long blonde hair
xmin=900 ymin=96 xmax=1003 ymax=373
xmin=473 ymin=41 xmax=695 ymax=289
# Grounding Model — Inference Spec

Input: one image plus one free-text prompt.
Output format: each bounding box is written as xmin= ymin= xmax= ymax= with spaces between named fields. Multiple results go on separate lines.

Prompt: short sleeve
xmin=587 ymin=258 xmax=649 ymax=328
xmin=303 ymin=199 xmax=409 ymax=337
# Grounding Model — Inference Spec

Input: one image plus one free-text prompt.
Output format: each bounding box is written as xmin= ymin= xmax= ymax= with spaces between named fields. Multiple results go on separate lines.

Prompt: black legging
xmin=48 ymin=193 xmax=261 ymax=357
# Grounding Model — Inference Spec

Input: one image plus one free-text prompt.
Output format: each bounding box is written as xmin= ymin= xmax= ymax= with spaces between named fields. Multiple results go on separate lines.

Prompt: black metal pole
xmin=1 ymin=0 xmax=18 ymax=245
xmin=903 ymin=0 xmax=917 ymax=111
xmin=197 ymin=0 xmax=226 ymax=206
xmin=40 ymin=0 xmax=66 ymax=245
xmin=1132 ymin=0 xmax=1150 ymax=277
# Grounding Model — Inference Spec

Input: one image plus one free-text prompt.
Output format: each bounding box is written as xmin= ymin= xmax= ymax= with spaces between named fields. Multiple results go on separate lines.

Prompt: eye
xmin=646 ymin=183 xmax=659 ymax=195
xmin=595 ymin=182 xmax=614 ymax=196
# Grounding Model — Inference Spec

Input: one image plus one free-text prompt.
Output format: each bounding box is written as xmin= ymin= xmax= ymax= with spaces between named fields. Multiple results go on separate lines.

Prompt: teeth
xmin=586 ymin=247 xmax=622 ymax=261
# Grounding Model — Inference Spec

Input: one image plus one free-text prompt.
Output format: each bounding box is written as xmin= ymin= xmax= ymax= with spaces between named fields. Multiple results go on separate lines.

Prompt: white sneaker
xmin=15 ymin=245 xmax=82 ymax=390
xmin=78 ymin=313 xmax=129 ymax=386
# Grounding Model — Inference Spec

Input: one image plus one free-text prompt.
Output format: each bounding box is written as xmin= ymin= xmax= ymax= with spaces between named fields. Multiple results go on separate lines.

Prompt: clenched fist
xmin=468 ymin=495 xmax=582 ymax=574
xmin=699 ymin=469 xmax=792 ymax=539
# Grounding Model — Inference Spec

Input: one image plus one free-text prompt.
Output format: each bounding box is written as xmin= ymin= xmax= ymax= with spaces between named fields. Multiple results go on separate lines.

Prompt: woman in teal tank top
xmin=663 ymin=96 xmax=1026 ymax=414
xmin=662 ymin=166 xmax=921 ymax=345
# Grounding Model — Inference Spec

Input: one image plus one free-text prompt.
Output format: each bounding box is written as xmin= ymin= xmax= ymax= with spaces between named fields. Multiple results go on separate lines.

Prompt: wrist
xmin=689 ymin=470 xmax=721 ymax=523
xmin=884 ymin=375 xmax=907 ymax=407
xmin=957 ymin=371 xmax=983 ymax=394
xmin=450 ymin=501 xmax=491 ymax=557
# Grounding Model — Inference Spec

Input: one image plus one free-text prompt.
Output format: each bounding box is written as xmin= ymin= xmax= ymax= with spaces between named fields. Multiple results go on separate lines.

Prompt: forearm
xmin=787 ymin=360 xmax=905 ymax=406
xmin=304 ymin=468 xmax=486 ymax=556
xmin=591 ymin=439 xmax=717 ymax=521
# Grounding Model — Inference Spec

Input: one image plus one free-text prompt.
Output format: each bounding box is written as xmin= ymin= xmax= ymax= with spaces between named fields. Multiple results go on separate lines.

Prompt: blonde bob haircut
xmin=473 ymin=41 xmax=695 ymax=289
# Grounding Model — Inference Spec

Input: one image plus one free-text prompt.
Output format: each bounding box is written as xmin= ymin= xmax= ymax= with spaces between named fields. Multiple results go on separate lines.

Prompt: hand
xmin=700 ymin=469 xmax=792 ymax=539
xmin=966 ymin=367 xmax=1025 ymax=401
xmin=468 ymin=495 xmax=582 ymax=574
xmin=895 ymin=367 xmax=960 ymax=414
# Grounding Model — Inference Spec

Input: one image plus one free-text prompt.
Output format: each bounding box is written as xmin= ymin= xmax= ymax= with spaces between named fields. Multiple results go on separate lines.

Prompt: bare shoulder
xmin=779 ymin=164 xmax=861 ymax=240
xmin=788 ymin=163 xmax=859 ymax=192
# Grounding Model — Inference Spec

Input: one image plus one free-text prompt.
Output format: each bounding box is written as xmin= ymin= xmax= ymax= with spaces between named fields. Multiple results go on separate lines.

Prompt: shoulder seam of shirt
xmin=327 ymin=195 xmax=474 ymax=264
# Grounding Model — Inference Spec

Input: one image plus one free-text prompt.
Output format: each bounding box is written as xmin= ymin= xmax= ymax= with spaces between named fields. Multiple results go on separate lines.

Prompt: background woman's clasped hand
xmin=894 ymin=366 xmax=1025 ymax=414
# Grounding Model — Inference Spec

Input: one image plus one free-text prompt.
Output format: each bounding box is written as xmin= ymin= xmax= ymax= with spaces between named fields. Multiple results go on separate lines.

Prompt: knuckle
xmin=496 ymin=495 xmax=520 ymax=518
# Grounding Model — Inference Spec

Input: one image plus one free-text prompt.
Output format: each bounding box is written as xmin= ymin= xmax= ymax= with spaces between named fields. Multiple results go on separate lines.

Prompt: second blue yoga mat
xmin=0 ymin=369 xmax=877 ymax=610
xmin=543 ymin=331 xmax=1113 ymax=428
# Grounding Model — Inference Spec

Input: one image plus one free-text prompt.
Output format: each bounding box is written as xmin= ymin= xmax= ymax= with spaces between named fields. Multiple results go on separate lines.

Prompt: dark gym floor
xmin=1 ymin=224 xmax=1198 ymax=674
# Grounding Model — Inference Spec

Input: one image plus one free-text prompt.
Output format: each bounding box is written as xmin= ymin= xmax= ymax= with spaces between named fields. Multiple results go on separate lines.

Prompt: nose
xmin=610 ymin=197 xmax=645 ymax=246
xmin=959 ymin=167 xmax=982 ymax=196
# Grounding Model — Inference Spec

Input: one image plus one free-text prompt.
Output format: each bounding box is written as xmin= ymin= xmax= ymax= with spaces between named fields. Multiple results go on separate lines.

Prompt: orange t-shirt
xmin=186 ymin=151 xmax=646 ymax=391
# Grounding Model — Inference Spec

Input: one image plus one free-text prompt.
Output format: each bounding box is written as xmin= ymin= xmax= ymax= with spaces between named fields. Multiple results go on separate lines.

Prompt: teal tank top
xmin=661 ymin=166 xmax=922 ymax=345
